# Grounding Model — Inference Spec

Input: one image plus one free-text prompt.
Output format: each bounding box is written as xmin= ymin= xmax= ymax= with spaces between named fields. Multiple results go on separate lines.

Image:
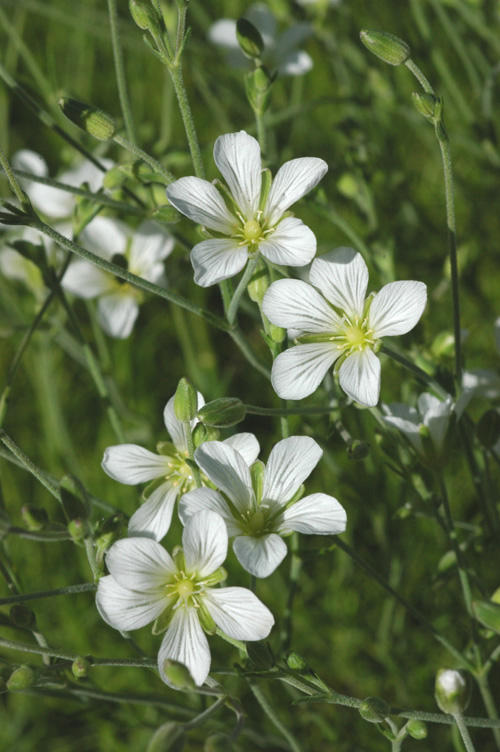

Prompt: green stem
xmin=2 ymin=526 xmax=71 ymax=542
xmin=0 ymin=142 xmax=29 ymax=206
xmin=227 ymin=255 xmax=260 ymax=325
xmin=279 ymin=533 xmax=302 ymax=651
xmin=0 ymin=429 xmax=60 ymax=499
xmin=255 ymin=111 xmax=268 ymax=159
xmin=107 ymin=0 xmax=136 ymax=144
xmin=229 ymin=327 xmax=271 ymax=380
xmin=453 ymin=712 xmax=477 ymax=752
xmin=113 ymin=133 xmax=175 ymax=183
xmin=0 ymin=582 xmax=97 ymax=606
xmin=245 ymin=404 xmax=339 ymax=417
xmin=183 ymin=422 xmax=202 ymax=488
xmin=382 ymin=346 xmax=449 ymax=399
xmin=0 ymin=636 xmax=153 ymax=667
xmin=169 ymin=65 xmax=205 ymax=179
xmin=31 ymin=682 xmax=192 ymax=714
xmin=475 ymin=673 xmax=500 ymax=749
xmin=183 ymin=697 xmax=227 ymax=732
xmin=247 ymin=679 xmax=304 ymax=752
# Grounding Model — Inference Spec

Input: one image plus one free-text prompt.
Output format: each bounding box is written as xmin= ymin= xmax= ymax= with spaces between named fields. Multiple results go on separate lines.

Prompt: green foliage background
xmin=0 ymin=0 xmax=500 ymax=750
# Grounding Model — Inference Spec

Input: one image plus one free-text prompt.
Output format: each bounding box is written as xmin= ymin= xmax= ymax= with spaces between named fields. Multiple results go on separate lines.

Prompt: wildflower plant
xmin=1 ymin=3 xmax=500 ymax=752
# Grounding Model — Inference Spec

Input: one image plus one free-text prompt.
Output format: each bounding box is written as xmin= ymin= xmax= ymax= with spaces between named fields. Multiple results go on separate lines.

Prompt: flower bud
xmin=359 ymin=30 xmax=411 ymax=66
xmin=245 ymin=66 xmax=274 ymax=115
xmin=197 ymin=398 xmax=246 ymax=428
xmin=174 ymin=377 xmax=198 ymax=423
xmin=152 ymin=205 xmax=181 ymax=224
xmin=435 ymin=669 xmax=470 ymax=714
xmin=68 ymin=518 xmax=87 ymax=543
xmin=59 ymin=98 xmax=116 ymax=141
xmin=161 ymin=660 xmax=196 ymax=690
xmin=236 ymin=18 xmax=265 ymax=59
xmin=129 ymin=0 xmax=160 ymax=33
xmin=204 ymin=734 xmax=233 ymax=752
xmin=21 ymin=504 xmax=48 ymax=531
xmin=347 ymin=439 xmax=370 ymax=460
xmin=472 ymin=599 xmax=500 ymax=634
xmin=246 ymin=640 xmax=274 ymax=670
xmin=359 ymin=696 xmax=390 ymax=723
xmin=406 ymin=720 xmax=428 ymax=740
xmin=192 ymin=423 xmax=220 ymax=448
xmin=476 ymin=409 xmax=500 ymax=449
xmin=7 ymin=665 xmax=35 ymax=690
xmin=247 ymin=257 xmax=271 ymax=305
xmin=250 ymin=460 xmax=265 ymax=504
xmin=286 ymin=651 xmax=308 ymax=671
xmin=412 ymin=92 xmax=441 ymax=120
xmin=146 ymin=722 xmax=186 ymax=752
xmin=10 ymin=605 xmax=36 ymax=630
xmin=72 ymin=656 xmax=92 ymax=678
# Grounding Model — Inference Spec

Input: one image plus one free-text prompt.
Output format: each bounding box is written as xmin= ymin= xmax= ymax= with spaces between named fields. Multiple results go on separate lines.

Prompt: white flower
xmin=179 ymin=436 xmax=346 ymax=578
xmin=166 ymin=130 xmax=327 ymax=287
xmin=96 ymin=510 xmax=274 ymax=688
xmin=209 ymin=4 xmax=313 ymax=77
xmin=102 ymin=392 xmax=260 ymax=542
xmin=0 ymin=227 xmax=49 ymax=302
xmin=62 ymin=216 xmax=174 ymax=338
xmin=461 ymin=317 xmax=500 ymax=401
xmin=262 ymin=247 xmax=427 ymax=407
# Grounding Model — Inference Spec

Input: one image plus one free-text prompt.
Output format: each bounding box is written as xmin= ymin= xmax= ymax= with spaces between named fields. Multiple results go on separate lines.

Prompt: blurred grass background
xmin=1 ymin=0 xmax=500 ymax=749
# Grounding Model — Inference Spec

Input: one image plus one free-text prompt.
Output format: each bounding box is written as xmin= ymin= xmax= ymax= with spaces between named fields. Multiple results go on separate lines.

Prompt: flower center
xmin=331 ymin=315 xmax=377 ymax=354
xmin=243 ymin=219 xmax=263 ymax=242
xmin=166 ymin=572 xmax=204 ymax=609
xmin=344 ymin=325 xmax=366 ymax=347
xmin=165 ymin=452 xmax=195 ymax=494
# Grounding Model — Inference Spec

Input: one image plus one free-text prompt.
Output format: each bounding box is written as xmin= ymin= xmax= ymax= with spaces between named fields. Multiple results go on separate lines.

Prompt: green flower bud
xmin=247 ymin=257 xmax=271 ymax=305
xmin=68 ymin=518 xmax=87 ymax=543
xmin=359 ymin=30 xmax=411 ymax=66
xmin=161 ymin=660 xmax=196 ymax=690
xmin=152 ymin=205 xmax=181 ymax=224
xmin=129 ymin=0 xmax=160 ymax=33
xmin=7 ymin=665 xmax=35 ymax=691
xmin=472 ymin=600 xmax=500 ymax=635
xmin=435 ymin=669 xmax=470 ymax=714
xmin=146 ymin=722 xmax=185 ymax=752
xmin=250 ymin=460 xmax=265 ymax=504
xmin=246 ymin=640 xmax=274 ymax=670
xmin=10 ymin=605 xmax=36 ymax=630
xmin=236 ymin=18 xmax=264 ymax=59
xmin=476 ymin=410 xmax=500 ymax=449
xmin=174 ymin=377 xmax=198 ymax=423
xmin=21 ymin=504 xmax=48 ymax=531
xmin=412 ymin=92 xmax=441 ymax=120
xmin=245 ymin=66 xmax=274 ymax=115
xmin=192 ymin=423 xmax=221 ymax=448
xmin=406 ymin=720 xmax=428 ymax=740
xmin=59 ymin=97 xmax=116 ymax=141
xmin=204 ymin=734 xmax=233 ymax=752
xmin=72 ymin=656 xmax=92 ymax=678
xmin=347 ymin=439 xmax=370 ymax=460
xmin=286 ymin=651 xmax=309 ymax=671
xmin=197 ymin=398 xmax=246 ymax=428
xmin=359 ymin=696 xmax=391 ymax=723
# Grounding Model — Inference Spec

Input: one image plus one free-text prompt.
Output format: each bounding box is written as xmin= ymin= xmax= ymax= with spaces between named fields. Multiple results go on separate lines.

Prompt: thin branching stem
xmin=107 ymin=0 xmax=137 ymax=144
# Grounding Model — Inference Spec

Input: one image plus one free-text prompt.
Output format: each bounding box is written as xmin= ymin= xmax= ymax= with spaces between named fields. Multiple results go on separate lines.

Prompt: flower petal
xmin=102 ymin=444 xmax=169 ymax=484
xmin=338 ymin=348 xmax=381 ymax=406
xmin=105 ymin=537 xmax=176 ymax=590
xmin=128 ymin=481 xmax=178 ymax=541
xmin=260 ymin=217 xmax=316 ymax=267
xmin=263 ymin=436 xmax=322 ymax=505
xmin=183 ymin=510 xmax=228 ymax=578
xmin=233 ymin=534 xmax=287 ymax=578
xmin=97 ymin=293 xmax=139 ymax=339
xmin=265 ymin=157 xmax=328 ymax=226
xmin=278 ymin=493 xmax=347 ymax=535
xmin=223 ymin=433 xmax=260 ymax=466
xmin=271 ymin=343 xmax=339 ymax=400
xmin=166 ymin=177 xmax=237 ymax=234
xmin=158 ymin=607 xmax=210 ymax=688
xmin=278 ymin=50 xmax=313 ymax=76
xmin=263 ymin=278 xmax=341 ymax=332
xmin=178 ymin=488 xmax=241 ymax=537
xmin=213 ymin=131 xmax=262 ymax=218
xmin=96 ymin=575 xmax=167 ymax=631
xmin=163 ymin=392 xmax=204 ymax=453
xmin=13 ymin=150 xmax=73 ymax=218
xmin=421 ymin=395 xmax=453 ymax=453
xmin=62 ymin=260 xmax=114 ymax=298
xmin=208 ymin=19 xmax=239 ymax=50
xmin=191 ymin=239 xmax=249 ymax=287
xmin=205 ymin=587 xmax=274 ymax=640
xmin=129 ymin=221 xmax=174 ymax=279
xmin=382 ymin=404 xmax=423 ymax=454
xmin=194 ymin=441 xmax=253 ymax=513
xmin=309 ymin=247 xmax=368 ymax=319
xmin=80 ymin=216 xmax=128 ymax=260
xmin=369 ymin=280 xmax=427 ymax=338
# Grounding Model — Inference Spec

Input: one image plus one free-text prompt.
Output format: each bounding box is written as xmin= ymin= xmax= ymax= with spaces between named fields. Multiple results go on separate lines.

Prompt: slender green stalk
xmin=31 ymin=683 xmax=192 ymax=714
xmin=453 ymin=712 xmax=477 ymax=752
xmin=3 ymin=527 xmax=71 ymax=542
xmin=382 ymin=346 xmax=449 ymax=399
xmin=183 ymin=422 xmax=202 ymax=488
xmin=113 ymin=133 xmax=175 ymax=183
xmin=183 ymin=697 xmax=227 ymax=732
xmin=279 ymin=534 xmax=302 ymax=651
xmin=229 ymin=327 xmax=271 ymax=379
xmin=169 ymin=65 xmax=205 ymax=179
xmin=0 ymin=636 xmax=153 ymax=667
xmin=0 ymin=143 xmax=30 ymax=206
xmin=245 ymin=404 xmax=339 ymax=417
xmin=247 ymin=679 xmax=304 ymax=752
xmin=107 ymin=0 xmax=136 ymax=144
xmin=476 ymin=671 xmax=500 ymax=748
xmin=0 ymin=430 xmax=60 ymax=499
xmin=255 ymin=111 xmax=268 ymax=158
xmin=227 ymin=256 xmax=260 ymax=325
xmin=0 ymin=582 xmax=97 ymax=606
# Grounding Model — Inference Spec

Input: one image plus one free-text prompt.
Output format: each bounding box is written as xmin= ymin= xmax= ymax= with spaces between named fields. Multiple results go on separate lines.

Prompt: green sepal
xmin=7 ymin=665 xmax=35 ymax=691
xmin=197 ymin=398 xmax=246 ymax=428
xmin=295 ymin=333 xmax=334 ymax=345
xmin=247 ymin=256 xmax=270 ymax=306
xmin=258 ymin=168 xmax=273 ymax=213
xmin=129 ymin=0 xmax=161 ymax=33
xmin=412 ymin=92 xmax=441 ymax=120
xmin=288 ymin=483 xmax=305 ymax=506
xmin=172 ymin=546 xmax=185 ymax=571
xmin=204 ymin=566 xmax=228 ymax=587
xmin=359 ymin=29 xmax=410 ymax=66
xmin=251 ymin=460 xmax=265 ymax=505
xmin=10 ymin=604 xmax=36 ymax=630
xmin=59 ymin=97 xmax=116 ymax=141
xmin=347 ymin=439 xmax=370 ymax=460
xmin=152 ymin=601 xmax=176 ymax=635
xmin=21 ymin=504 xmax=49 ymax=531
xmin=174 ymin=377 xmax=198 ymax=422
xmin=472 ymin=600 xmax=500 ymax=634
xmin=435 ymin=669 xmax=470 ymax=713
xmin=236 ymin=18 xmax=264 ymax=59
xmin=406 ymin=720 xmax=428 ymax=740
xmin=198 ymin=601 xmax=217 ymax=635
xmin=358 ymin=696 xmax=390 ymax=723
xmin=156 ymin=441 xmax=177 ymax=457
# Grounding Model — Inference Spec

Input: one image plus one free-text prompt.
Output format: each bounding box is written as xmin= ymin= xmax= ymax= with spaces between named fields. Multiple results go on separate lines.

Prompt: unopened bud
xmin=197 ymin=398 xmax=246 ymax=428
xmin=10 ymin=605 xmax=36 ymax=630
xmin=360 ymin=30 xmax=411 ymax=66
xmin=236 ymin=18 xmax=264 ymax=59
xmin=476 ymin=409 xmax=500 ymax=449
xmin=406 ymin=720 xmax=428 ymax=740
xmin=472 ymin=600 xmax=500 ymax=634
xmin=347 ymin=439 xmax=370 ymax=460
xmin=174 ymin=377 xmax=198 ymax=423
xmin=286 ymin=651 xmax=308 ymax=671
xmin=192 ymin=423 xmax=220 ymax=447
xmin=7 ymin=665 xmax=35 ymax=690
xmin=204 ymin=734 xmax=233 ymax=752
xmin=162 ymin=659 xmax=196 ymax=690
xmin=435 ymin=669 xmax=470 ymax=714
xmin=146 ymin=722 xmax=185 ymax=752
xmin=68 ymin=518 xmax=87 ymax=543
xmin=72 ymin=656 xmax=92 ymax=678
xmin=21 ymin=505 xmax=48 ymax=531
xmin=247 ymin=257 xmax=271 ymax=305
xmin=412 ymin=92 xmax=440 ymax=120
xmin=250 ymin=460 xmax=265 ymax=504
xmin=246 ymin=640 xmax=274 ymax=670
xmin=129 ymin=0 xmax=160 ymax=32
xmin=245 ymin=66 xmax=274 ymax=115
xmin=359 ymin=696 xmax=390 ymax=723
xmin=59 ymin=97 xmax=116 ymax=141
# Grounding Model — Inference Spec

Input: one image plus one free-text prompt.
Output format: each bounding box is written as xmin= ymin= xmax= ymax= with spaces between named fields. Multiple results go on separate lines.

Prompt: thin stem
xmin=3 ymin=526 xmax=71 ymax=542
xmin=453 ymin=712 xmax=477 ymax=752
xmin=405 ymin=58 xmax=434 ymax=94
xmin=0 ymin=636 xmax=153 ymax=667
xmin=0 ymin=583 xmax=97 ymax=606
xmin=113 ymin=133 xmax=175 ymax=183
xmin=169 ymin=65 xmax=205 ymax=179
xmin=107 ymin=0 xmax=136 ymax=144
xmin=475 ymin=673 xmax=500 ymax=749
xmin=229 ymin=327 xmax=271 ymax=380
xmin=183 ymin=422 xmax=202 ymax=488
xmin=183 ymin=697 xmax=227 ymax=732
xmin=245 ymin=404 xmax=339 ymax=417
xmin=0 ymin=142 xmax=29 ymax=206
xmin=279 ymin=534 xmax=302 ymax=651
xmin=382 ymin=346 xmax=449 ymax=399
xmin=255 ymin=111 xmax=268 ymax=159
xmin=0 ymin=430 xmax=60 ymax=499
xmin=247 ymin=679 xmax=304 ymax=752
xmin=227 ymin=256 xmax=260 ymax=325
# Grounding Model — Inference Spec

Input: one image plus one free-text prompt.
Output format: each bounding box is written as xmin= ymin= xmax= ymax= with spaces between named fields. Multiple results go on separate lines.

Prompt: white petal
xmin=369 ymin=281 xmax=427 ymax=338
xmin=278 ymin=50 xmax=313 ymax=76
xmin=338 ymin=348 xmax=381 ymax=406
xmin=191 ymin=239 xmax=248 ymax=287
xmin=205 ymin=587 xmax=274 ymax=640
xmin=271 ymin=344 xmax=339 ymax=400
xmin=163 ymin=392 xmax=204 ymax=452
xmin=13 ymin=149 xmax=48 ymax=178
xmin=60 ymin=158 xmax=112 ymax=192
xmin=246 ymin=4 xmax=276 ymax=39
xmin=105 ymin=537 xmax=176 ymax=590
xmin=274 ymin=23 xmax=313 ymax=56
xmin=223 ymin=433 xmax=260 ymax=466
xmin=158 ymin=607 xmax=210 ymax=688
xmin=102 ymin=444 xmax=169 ymax=484
xmin=279 ymin=493 xmax=347 ymax=535
xmin=208 ymin=19 xmax=238 ymax=50
xmin=96 ymin=575 xmax=167 ymax=631
xmin=265 ymin=157 xmax=328 ymax=226
xmin=13 ymin=150 xmax=72 ymax=217
xmin=194 ymin=441 xmax=253 ymax=513
xmin=422 ymin=396 xmax=453 ymax=453
xmin=213 ymin=131 xmax=262 ymax=218
xmin=233 ymin=534 xmax=287 ymax=578
xmin=80 ymin=216 xmax=128 ymax=260
xmin=462 ymin=369 xmax=500 ymax=401
xmin=263 ymin=278 xmax=341 ymax=332
xmin=62 ymin=260 xmax=113 ymax=298
xmin=129 ymin=221 xmax=174 ymax=278
xmin=178 ymin=488 xmax=241 ymax=537
xmin=182 ymin=510 xmax=228 ymax=578
xmin=263 ymin=436 xmax=322 ymax=505
xmin=381 ymin=405 xmax=423 ymax=454
xmin=166 ymin=177 xmax=237 ymax=234
xmin=309 ymin=247 xmax=368 ymax=318
xmin=417 ymin=392 xmax=441 ymax=416
xmin=260 ymin=217 xmax=316 ymax=267
xmin=97 ymin=293 xmax=139 ymax=339
xmin=128 ymin=481 xmax=178 ymax=541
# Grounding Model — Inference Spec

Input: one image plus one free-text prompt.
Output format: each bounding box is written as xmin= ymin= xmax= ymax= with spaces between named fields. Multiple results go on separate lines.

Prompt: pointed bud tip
xmin=236 ymin=17 xmax=265 ymax=59
xmin=174 ymin=377 xmax=198 ymax=423
xmin=197 ymin=398 xmax=246 ymax=428
xmin=360 ymin=29 xmax=410 ymax=66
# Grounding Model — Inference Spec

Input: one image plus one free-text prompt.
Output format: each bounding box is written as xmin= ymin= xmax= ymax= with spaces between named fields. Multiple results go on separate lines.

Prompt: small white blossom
xmin=166 ymin=130 xmax=327 ymax=287
xmin=96 ymin=510 xmax=274 ymax=688
xmin=0 ymin=227 xmax=51 ymax=302
xmin=102 ymin=392 xmax=260 ymax=542
xmin=180 ymin=436 xmax=346 ymax=578
xmin=209 ymin=4 xmax=313 ymax=77
xmin=262 ymin=247 xmax=427 ymax=406
xmin=62 ymin=216 xmax=174 ymax=339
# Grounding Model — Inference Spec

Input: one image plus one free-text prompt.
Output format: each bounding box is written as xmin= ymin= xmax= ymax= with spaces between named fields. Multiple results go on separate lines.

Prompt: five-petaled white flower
xmin=166 ymin=130 xmax=327 ymax=287
xmin=96 ymin=510 xmax=274 ymax=688
xmin=262 ymin=246 xmax=427 ymax=407
xmin=62 ymin=216 xmax=174 ymax=339
xmin=102 ymin=392 xmax=259 ymax=542
xmin=179 ymin=436 xmax=346 ymax=578
xmin=209 ymin=4 xmax=313 ymax=77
